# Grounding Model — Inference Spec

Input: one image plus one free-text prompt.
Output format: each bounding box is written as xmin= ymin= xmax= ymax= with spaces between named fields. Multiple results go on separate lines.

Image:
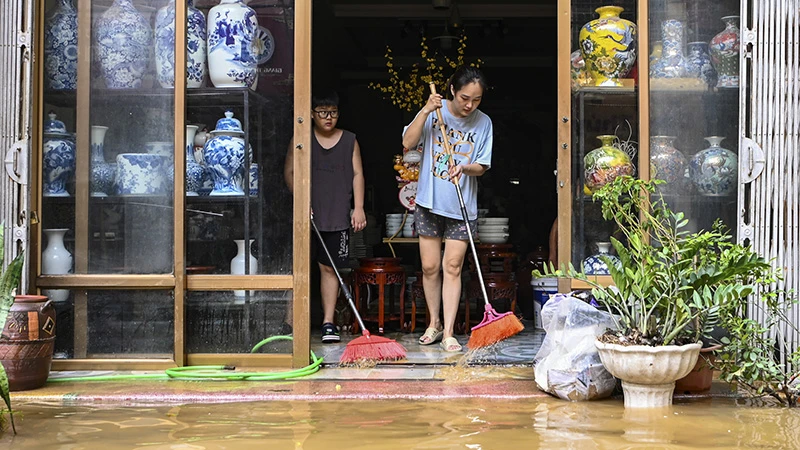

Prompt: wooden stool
xmin=467 ymin=243 xmax=515 ymax=275
xmin=407 ymin=271 xmax=428 ymax=333
xmin=462 ymin=272 xmax=518 ymax=332
xmin=352 ymin=257 xmax=406 ymax=334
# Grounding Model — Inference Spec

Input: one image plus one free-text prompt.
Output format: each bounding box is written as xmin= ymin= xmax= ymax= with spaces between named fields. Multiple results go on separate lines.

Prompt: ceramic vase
xmin=203 ymin=111 xmax=246 ymax=195
xmin=584 ymin=134 xmax=635 ymax=194
xmin=583 ymin=242 xmax=621 ymax=275
xmin=154 ymin=0 xmax=208 ymax=88
xmin=648 ymin=40 xmax=662 ymax=65
xmin=709 ymin=16 xmax=740 ymax=89
xmin=690 ymin=136 xmax=738 ymax=196
xmin=578 ymin=6 xmax=637 ymax=87
xmin=44 ymin=0 xmax=78 ymax=91
xmin=94 ymin=0 xmax=152 ymax=89
xmin=116 ymin=153 xmax=166 ymax=195
xmin=90 ymin=125 xmax=115 ymax=196
xmin=650 ymin=20 xmax=686 ymax=79
xmin=650 ymin=136 xmax=687 ymax=191
xmin=206 ymin=0 xmax=259 ymax=88
xmin=230 ymin=239 xmax=257 ymax=297
xmin=188 ymin=0 xmax=208 ymax=87
xmin=42 ymin=112 xmax=76 ymax=197
xmin=249 ymin=163 xmax=259 ymax=195
xmin=42 ymin=228 xmax=72 ymax=302
xmin=686 ymin=42 xmax=717 ymax=88
xmin=185 ymin=125 xmax=204 ymax=196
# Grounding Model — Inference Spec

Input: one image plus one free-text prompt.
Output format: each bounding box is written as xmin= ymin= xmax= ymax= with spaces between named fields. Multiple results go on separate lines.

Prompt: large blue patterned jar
xmin=44 ymin=0 xmax=78 ymax=91
xmin=94 ymin=0 xmax=152 ymax=89
xmin=650 ymin=20 xmax=686 ymax=79
xmin=90 ymin=125 xmax=115 ymax=196
xmin=206 ymin=0 xmax=259 ymax=88
xmin=203 ymin=111 xmax=246 ymax=196
xmin=583 ymin=242 xmax=622 ymax=275
xmin=690 ymin=136 xmax=738 ymax=196
xmin=154 ymin=0 xmax=208 ymax=88
xmin=686 ymin=42 xmax=717 ymax=88
xmin=42 ymin=112 xmax=76 ymax=197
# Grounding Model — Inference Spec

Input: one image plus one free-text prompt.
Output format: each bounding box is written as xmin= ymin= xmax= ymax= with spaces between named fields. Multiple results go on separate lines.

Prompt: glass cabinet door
xmin=566 ymin=0 xmax=639 ymax=280
xmin=647 ymin=0 xmax=740 ymax=234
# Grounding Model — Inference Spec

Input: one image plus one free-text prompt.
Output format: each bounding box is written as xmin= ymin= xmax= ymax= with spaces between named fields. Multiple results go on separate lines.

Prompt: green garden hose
xmin=47 ymin=336 xmax=322 ymax=383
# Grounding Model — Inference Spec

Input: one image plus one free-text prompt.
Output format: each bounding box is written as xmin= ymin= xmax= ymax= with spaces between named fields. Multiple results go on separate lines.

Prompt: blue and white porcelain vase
xmin=185 ymin=124 xmax=204 ymax=196
xmin=115 ymin=153 xmax=166 ymax=195
xmin=44 ymin=0 xmax=78 ymax=91
xmin=188 ymin=0 xmax=207 ymax=88
xmin=686 ymin=42 xmax=717 ymax=88
xmin=90 ymin=125 xmax=115 ymax=196
xmin=203 ymin=111 xmax=246 ymax=196
xmin=154 ymin=0 xmax=208 ymax=88
xmin=206 ymin=0 xmax=259 ymax=88
xmin=689 ymin=136 xmax=738 ymax=196
xmin=249 ymin=163 xmax=258 ymax=195
xmin=583 ymin=242 xmax=621 ymax=275
xmin=94 ymin=0 xmax=152 ymax=89
xmin=42 ymin=112 xmax=76 ymax=197
xmin=650 ymin=20 xmax=686 ymax=79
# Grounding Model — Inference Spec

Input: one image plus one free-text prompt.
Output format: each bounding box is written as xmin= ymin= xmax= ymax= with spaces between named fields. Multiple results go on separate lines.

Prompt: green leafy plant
xmin=0 ymin=223 xmax=24 ymax=434
xmin=535 ymin=176 xmax=776 ymax=347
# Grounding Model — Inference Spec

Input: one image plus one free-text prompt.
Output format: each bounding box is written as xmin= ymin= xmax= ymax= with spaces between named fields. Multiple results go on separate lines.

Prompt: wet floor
xmin=2 ymin=397 xmax=799 ymax=449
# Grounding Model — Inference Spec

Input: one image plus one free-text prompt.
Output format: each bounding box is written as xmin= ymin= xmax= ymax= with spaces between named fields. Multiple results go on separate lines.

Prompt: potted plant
xmin=0 ymin=223 xmax=24 ymax=434
xmin=536 ymin=176 xmax=776 ymax=408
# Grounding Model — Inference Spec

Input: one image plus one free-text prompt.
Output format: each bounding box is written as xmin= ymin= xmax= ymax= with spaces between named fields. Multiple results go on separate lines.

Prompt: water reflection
xmin=2 ymin=397 xmax=799 ymax=449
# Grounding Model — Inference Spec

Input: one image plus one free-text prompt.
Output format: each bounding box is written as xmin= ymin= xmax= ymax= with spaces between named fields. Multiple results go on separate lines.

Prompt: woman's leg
xmin=441 ymin=238 xmax=468 ymax=340
xmin=419 ymin=235 xmax=443 ymax=331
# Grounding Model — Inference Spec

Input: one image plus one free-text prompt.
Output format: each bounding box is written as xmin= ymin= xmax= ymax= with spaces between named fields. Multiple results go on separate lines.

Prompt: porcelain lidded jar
xmin=583 ymin=242 xmax=621 ymax=275
xmin=203 ymin=110 xmax=246 ymax=196
xmin=690 ymin=136 xmax=738 ymax=196
xmin=650 ymin=136 xmax=687 ymax=191
xmin=650 ymin=20 xmax=686 ymax=79
xmin=584 ymin=134 xmax=635 ymax=194
xmin=709 ymin=16 xmax=740 ymax=89
xmin=93 ymin=0 xmax=152 ymax=89
xmin=206 ymin=0 xmax=259 ymax=88
xmin=578 ymin=5 xmax=637 ymax=87
xmin=686 ymin=42 xmax=717 ymax=88
xmin=42 ymin=112 xmax=76 ymax=197
xmin=44 ymin=0 xmax=78 ymax=90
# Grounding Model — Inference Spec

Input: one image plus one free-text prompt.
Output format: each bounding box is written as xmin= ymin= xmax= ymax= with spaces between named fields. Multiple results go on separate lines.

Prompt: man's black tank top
xmin=311 ymin=130 xmax=355 ymax=231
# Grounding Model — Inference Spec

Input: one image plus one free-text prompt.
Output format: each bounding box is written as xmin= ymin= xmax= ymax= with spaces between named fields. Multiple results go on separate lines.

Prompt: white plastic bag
xmin=533 ymin=293 xmax=617 ymax=401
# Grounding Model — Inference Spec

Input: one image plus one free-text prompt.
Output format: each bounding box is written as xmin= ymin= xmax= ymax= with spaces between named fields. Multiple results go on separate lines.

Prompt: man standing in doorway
xmin=284 ymin=90 xmax=367 ymax=342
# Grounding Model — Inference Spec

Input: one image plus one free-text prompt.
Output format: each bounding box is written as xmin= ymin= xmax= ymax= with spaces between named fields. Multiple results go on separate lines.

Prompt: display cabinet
xmin=33 ymin=0 xmax=311 ymax=367
xmin=558 ymin=0 xmax=742 ymax=290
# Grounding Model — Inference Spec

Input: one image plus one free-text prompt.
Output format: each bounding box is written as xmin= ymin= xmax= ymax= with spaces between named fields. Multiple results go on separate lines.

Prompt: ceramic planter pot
xmin=0 ymin=295 xmax=56 ymax=391
xmin=595 ymin=340 xmax=701 ymax=408
xmin=675 ymin=344 xmax=722 ymax=393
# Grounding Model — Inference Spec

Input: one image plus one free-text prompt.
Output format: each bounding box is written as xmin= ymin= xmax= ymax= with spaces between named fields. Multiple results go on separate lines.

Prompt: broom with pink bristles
xmin=428 ymin=82 xmax=524 ymax=349
xmin=311 ymin=217 xmax=406 ymax=364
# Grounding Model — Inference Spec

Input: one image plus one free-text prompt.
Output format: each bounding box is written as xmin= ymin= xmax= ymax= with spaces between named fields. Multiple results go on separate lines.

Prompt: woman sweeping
xmin=401 ymin=66 xmax=493 ymax=352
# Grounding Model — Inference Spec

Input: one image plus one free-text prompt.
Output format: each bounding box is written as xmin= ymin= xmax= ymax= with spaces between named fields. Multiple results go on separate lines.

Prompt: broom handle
xmin=429 ymin=82 xmax=491 ymax=308
xmin=311 ymin=216 xmax=369 ymax=332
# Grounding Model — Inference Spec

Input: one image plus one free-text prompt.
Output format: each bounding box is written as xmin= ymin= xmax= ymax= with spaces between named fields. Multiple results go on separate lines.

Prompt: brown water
xmin=2 ymin=397 xmax=799 ymax=449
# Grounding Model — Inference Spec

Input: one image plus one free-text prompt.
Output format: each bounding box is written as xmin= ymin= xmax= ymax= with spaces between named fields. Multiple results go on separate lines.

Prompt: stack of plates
xmin=477 ymin=217 xmax=510 ymax=244
xmin=386 ymin=213 xmax=406 ymax=237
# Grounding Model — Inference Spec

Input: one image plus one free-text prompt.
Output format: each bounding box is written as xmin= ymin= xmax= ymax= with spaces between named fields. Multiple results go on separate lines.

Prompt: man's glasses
xmin=313 ymin=110 xmax=339 ymax=118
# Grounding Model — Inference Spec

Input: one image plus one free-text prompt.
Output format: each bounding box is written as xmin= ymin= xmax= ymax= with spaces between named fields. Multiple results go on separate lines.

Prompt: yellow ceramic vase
xmin=579 ymin=6 xmax=637 ymax=87
xmin=584 ymin=135 xmax=635 ymax=194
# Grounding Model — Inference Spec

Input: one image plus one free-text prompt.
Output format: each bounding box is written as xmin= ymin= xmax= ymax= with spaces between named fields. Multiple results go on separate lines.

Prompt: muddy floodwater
xmin=2 ymin=397 xmax=799 ymax=449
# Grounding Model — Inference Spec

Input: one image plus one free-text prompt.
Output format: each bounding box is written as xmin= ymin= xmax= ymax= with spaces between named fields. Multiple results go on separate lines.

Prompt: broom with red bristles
xmin=428 ymin=82 xmax=524 ymax=349
xmin=311 ymin=216 xmax=406 ymax=364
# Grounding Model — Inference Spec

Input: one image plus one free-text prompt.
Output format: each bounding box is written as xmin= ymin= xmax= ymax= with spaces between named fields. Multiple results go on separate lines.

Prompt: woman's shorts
xmin=413 ymin=205 xmax=477 ymax=241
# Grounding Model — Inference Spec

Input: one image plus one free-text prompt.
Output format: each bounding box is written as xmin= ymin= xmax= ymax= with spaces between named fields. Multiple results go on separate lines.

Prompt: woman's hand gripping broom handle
xmin=428 ymin=82 xmax=491 ymax=308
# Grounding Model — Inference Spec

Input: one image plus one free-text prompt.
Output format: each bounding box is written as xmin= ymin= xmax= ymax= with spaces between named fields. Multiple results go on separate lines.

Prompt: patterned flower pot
xmin=578 ymin=6 xmax=637 ymax=87
xmin=0 ymin=295 xmax=56 ymax=391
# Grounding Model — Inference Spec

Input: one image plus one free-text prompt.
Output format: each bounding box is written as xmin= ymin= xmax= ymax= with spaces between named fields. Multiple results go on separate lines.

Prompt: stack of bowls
xmin=477 ymin=217 xmax=510 ymax=243
xmin=386 ymin=213 xmax=404 ymax=237
xmin=402 ymin=216 xmax=417 ymax=237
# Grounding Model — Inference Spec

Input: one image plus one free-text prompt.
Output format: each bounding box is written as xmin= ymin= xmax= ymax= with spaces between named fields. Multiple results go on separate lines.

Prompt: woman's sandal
xmin=439 ymin=336 xmax=462 ymax=352
xmin=419 ymin=327 xmax=443 ymax=345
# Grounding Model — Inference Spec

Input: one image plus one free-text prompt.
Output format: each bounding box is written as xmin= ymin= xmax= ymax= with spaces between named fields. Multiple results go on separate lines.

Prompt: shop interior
xmin=304 ymin=0 xmax=559 ymax=327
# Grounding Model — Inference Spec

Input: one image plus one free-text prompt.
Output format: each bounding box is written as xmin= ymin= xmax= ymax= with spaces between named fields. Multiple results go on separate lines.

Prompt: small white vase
xmin=42 ymin=228 xmax=73 ymax=302
xmin=230 ymin=239 xmax=257 ymax=298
